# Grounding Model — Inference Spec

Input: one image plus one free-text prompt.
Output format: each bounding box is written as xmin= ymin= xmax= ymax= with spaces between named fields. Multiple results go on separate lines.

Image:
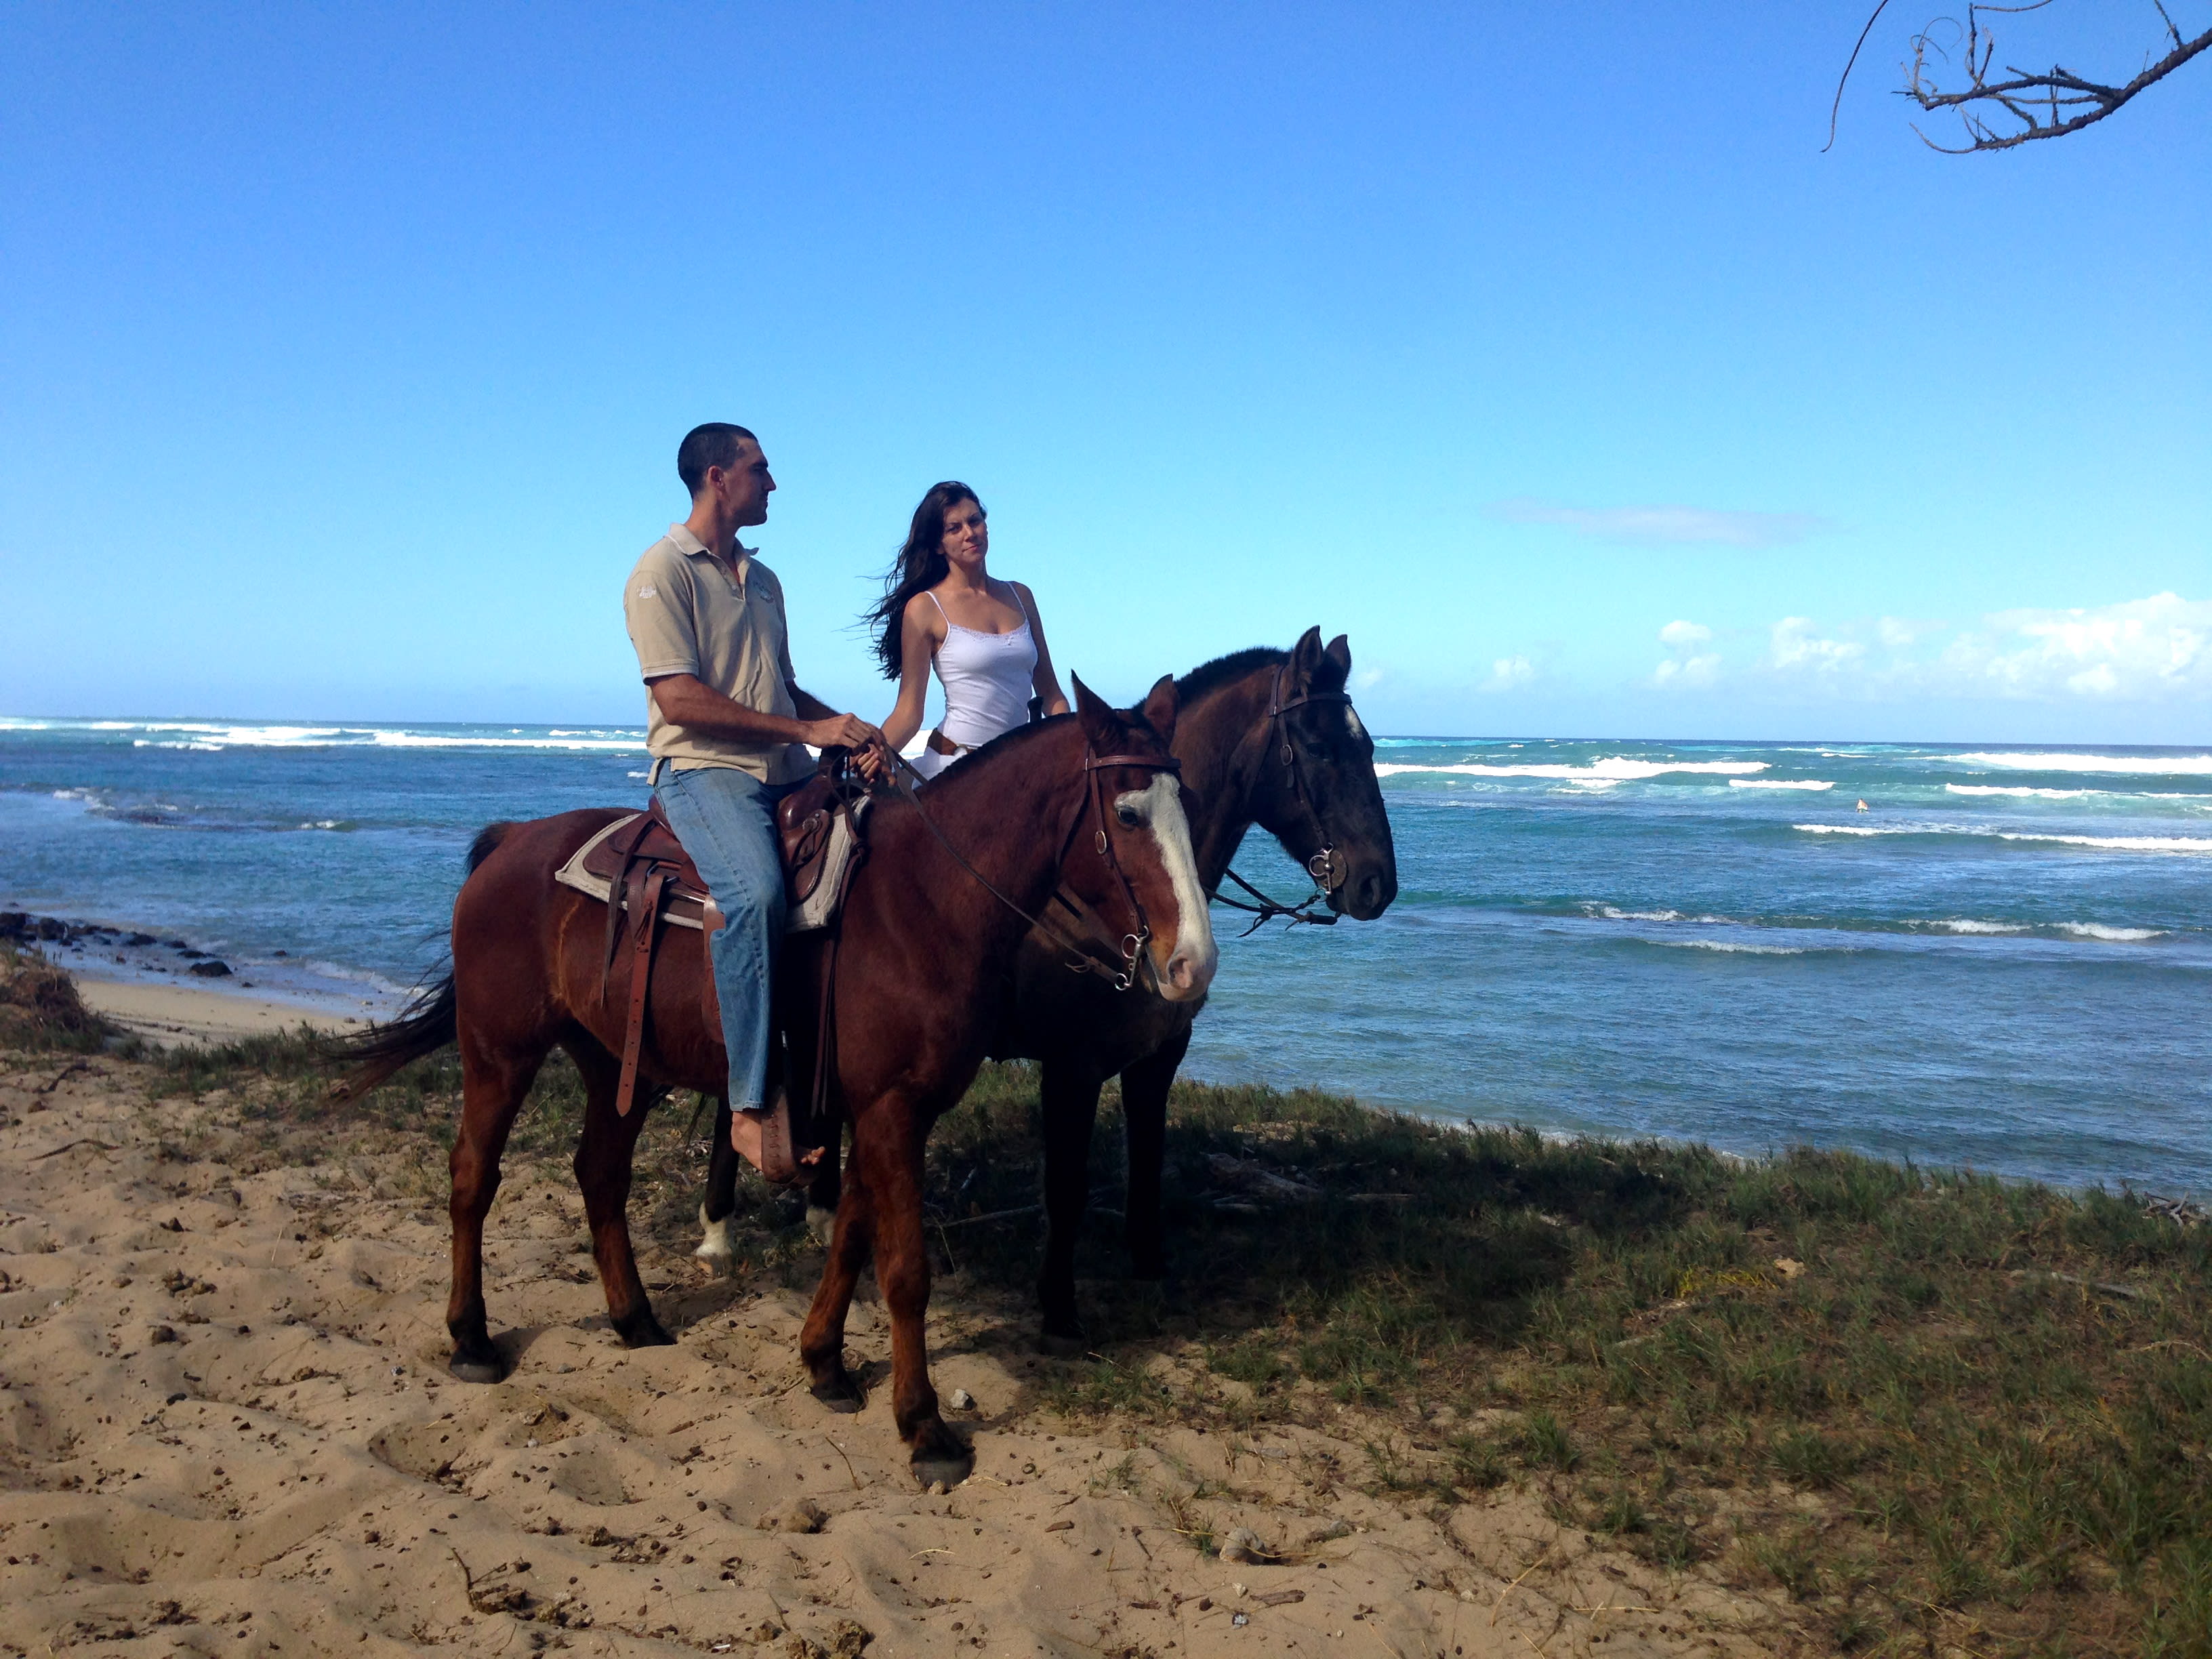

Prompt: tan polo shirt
xmin=623 ymin=524 xmax=810 ymax=783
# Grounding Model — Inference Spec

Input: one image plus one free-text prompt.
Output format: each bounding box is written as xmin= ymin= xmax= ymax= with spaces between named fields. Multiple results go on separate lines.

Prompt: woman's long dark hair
xmin=866 ymin=480 xmax=983 ymax=679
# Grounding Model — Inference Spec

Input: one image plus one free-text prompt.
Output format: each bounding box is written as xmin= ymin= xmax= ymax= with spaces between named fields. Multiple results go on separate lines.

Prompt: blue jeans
xmin=652 ymin=765 xmax=795 ymax=1111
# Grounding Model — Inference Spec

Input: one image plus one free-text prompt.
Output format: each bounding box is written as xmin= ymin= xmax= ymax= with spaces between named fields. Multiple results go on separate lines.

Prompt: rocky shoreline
xmin=1 ymin=911 xmax=242 ymax=981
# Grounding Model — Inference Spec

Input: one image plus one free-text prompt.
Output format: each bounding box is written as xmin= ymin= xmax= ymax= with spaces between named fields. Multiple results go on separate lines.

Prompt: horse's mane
xmin=1174 ymin=647 xmax=1286 ymax=705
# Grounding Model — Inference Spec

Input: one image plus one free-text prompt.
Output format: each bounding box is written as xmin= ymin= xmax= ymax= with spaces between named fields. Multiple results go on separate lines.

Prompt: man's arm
xmin=648 ymin=674 xmax=882 ymax=753
xmin=790 ymin=680 xmax=889 ymax=775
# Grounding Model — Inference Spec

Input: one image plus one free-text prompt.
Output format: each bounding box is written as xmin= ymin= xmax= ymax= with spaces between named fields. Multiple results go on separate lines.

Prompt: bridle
xmin=1208 ymin=659 xmax=1355 ymax=935
xmin=892 ymin=743 xmax=1182 ymax=993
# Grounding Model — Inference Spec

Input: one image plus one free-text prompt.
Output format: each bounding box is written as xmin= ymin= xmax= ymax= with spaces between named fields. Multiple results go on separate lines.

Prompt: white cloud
xmin=1483 ymin=655 xmax=1535 ymax=693
xmin=1759 ymin=592 xmax=2212 ymax=702
xmin=1653 ymin=653 xmax=1721 ymax=689
xmin=1653 ymin=619 xmax=1720 ymax=689
xmin=1492 ymin=498 xmax=1822 ymax=548
xmin=1768 ymin=617 xmax=1868 ymax=676
xmin=1944 ymin=592 xmax=2211 ymax=700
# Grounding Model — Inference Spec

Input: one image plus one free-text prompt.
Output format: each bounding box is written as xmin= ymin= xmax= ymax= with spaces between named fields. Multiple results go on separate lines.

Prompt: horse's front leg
xmin=1038 ymin=1058 xmax=1105 ymax=1349
xmin=804 ymin=1135 xmax=844 ymax=1248
xmin=798 ymin=1151 xmax=873 ymax=1412
xmin=1119 ymin=1025 xmax=1191 ymax=1282
xmin=570 ymin=1042 xmax=673 ymax=1349
xmin=695 ymin=1095 xmax=743 ymax=1275
xmin=863 ymin=1105 xmax=970 ymax=1487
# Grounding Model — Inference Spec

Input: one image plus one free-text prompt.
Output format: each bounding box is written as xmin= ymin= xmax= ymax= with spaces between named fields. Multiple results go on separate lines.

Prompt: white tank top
xmin=928 ymin=589 xmax=1038 ymax=752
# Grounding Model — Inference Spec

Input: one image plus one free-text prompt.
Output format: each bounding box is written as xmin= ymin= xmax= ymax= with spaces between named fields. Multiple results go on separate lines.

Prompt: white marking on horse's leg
xmin=695 ymin=1203 xmax=739 ymax=1275
xmin=1122 ymin=774 xmax=1216 ymax=999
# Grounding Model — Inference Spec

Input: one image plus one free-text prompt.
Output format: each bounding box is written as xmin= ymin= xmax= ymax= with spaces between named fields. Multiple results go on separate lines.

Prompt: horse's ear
xmin=1136 ymin=673 xmax=1179 ymax=747
xmin=1073 ymin=675 xmax=1123 ymax=749
xmin=1322 ymin=634 xmax=1352 ymax=688
xmin=1288 ymin=625 xmax=1324 ymax=691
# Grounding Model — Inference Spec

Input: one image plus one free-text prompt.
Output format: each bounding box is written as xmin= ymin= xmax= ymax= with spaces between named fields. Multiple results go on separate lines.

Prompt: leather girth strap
xmin=615 ymin=864 xmax=669 ymax=1117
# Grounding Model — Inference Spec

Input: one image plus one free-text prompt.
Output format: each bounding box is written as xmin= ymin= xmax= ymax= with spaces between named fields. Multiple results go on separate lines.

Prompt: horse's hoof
xmin=695 ymin=1210 xmax=741 ymax=1275
xmin=613 ymin=1309 xmax=676 ymax=1349
xmin=448 ymin=1351 xmax=505 ymax=1385
xmin=910 ymin=1438 xmax=973 ymax=1490
xmin=810 ymin=1374 xmax=865 ymax=1414
xmin=805 ymin=1206 xmax=837 ymax=1248
xmin=1037 ymin=1326 xmax=1089 ymax=1359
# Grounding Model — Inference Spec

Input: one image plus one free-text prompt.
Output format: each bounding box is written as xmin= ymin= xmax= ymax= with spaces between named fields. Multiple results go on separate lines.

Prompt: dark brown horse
xmin=697 ymin=628 xmax=1397 ymax=1343
xmin=337 ymin=677 xmax=1214 ymax=1485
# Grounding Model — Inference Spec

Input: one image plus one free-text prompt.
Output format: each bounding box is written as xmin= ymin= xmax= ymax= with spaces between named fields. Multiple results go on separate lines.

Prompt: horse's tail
xmin=323 ymin=970 xmax=458 ymax=1101
xmin=322 ymin=820 xmax=518 ymax=1099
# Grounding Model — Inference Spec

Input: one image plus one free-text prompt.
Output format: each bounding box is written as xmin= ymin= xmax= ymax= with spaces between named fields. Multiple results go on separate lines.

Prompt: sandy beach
xmin=69 ymin=976 xmax=371 ymax=1047
xmin=0 ymin=1021 xmax=1801 ymax=1658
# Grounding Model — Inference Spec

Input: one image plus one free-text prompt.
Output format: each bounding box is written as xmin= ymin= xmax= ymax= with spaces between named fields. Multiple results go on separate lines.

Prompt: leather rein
xmin=890 ymin=742 xmax=1182 ymax=993
xmin=1208 ymin=659 xmax=1355 ymax=936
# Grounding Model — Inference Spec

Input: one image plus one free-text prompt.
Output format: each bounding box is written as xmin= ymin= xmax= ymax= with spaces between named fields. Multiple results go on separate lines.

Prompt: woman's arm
xmin=1012 ymin=581 xmax=1071 ymax=716
xmin=877 ymin=594 xmax=943 ymax=754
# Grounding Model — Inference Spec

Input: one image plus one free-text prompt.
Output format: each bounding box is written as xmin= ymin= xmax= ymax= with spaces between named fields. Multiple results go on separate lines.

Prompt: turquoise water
xmin=3 ymin=718 xmax=2207 ymax=1192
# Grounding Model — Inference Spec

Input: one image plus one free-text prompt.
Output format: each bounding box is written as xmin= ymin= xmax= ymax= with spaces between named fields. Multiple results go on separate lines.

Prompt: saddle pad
xmin=553 ymin=808 xmax=865 ymax=935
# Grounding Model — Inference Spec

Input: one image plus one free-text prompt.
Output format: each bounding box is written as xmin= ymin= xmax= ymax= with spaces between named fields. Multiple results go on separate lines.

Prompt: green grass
xmin=45 ymin=1006 xmax=2212 ymax=1657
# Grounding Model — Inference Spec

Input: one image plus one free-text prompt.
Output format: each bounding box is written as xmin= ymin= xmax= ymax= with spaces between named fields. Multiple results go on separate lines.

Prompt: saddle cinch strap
xmin=551 ymin=757 xmax=874 ymax=1118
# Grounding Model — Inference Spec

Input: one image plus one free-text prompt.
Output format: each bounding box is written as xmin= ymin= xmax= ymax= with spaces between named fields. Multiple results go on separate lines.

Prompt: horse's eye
xmin=1115 ymin=804 xmax=1141 ymax=828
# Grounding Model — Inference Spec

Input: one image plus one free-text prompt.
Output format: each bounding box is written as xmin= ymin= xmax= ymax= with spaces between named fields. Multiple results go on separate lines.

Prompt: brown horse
xmin=336 ymin=676 xmax=1214 ymax=1486
xmin=697 ymin=628 xmax=1398 ymax=1343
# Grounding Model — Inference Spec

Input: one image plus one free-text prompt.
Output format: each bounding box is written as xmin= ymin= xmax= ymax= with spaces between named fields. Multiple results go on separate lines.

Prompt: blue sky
xmin=3 ymin=3 xmax=2206 ymax=741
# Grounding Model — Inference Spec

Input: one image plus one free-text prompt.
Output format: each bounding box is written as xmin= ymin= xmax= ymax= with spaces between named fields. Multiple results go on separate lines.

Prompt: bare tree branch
xmin=1830 ymin=0 xmax=2211 ymax=151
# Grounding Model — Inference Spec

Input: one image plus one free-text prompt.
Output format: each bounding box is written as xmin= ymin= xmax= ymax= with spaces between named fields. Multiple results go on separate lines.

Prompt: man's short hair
xmin=677 ymin=423 xmax=759 ymax=497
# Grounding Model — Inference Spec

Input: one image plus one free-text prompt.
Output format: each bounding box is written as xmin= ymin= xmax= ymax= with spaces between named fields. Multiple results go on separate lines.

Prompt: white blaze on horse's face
xmin=1115 ymin=774 xmax=1217 ymax=1000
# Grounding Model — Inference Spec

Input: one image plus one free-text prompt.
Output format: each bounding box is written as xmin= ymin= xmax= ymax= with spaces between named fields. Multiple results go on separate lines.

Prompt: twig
xmin=825 ymin=1436 xmax=861 ymax=1490
xmin=2129 ymin=1340 xmax=2212 ymax=1361
xmin=33 ymin=1061 xmax=93 ymax=1094
xmin=933 ymin=1202 xmax=1042 ymax=1229
xmin=31 ymin=1138 xmax=119 ymax=1160
xmin=1492 ymin=1557 xmax=1542 ymax=1626
xmin=1825 ymin=0 xmax=1900 ymax=149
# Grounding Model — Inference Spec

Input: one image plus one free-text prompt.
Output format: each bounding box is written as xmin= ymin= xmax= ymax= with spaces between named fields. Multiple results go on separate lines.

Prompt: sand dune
xmin=0 ymin=1046 xmax=1792 ymax=1656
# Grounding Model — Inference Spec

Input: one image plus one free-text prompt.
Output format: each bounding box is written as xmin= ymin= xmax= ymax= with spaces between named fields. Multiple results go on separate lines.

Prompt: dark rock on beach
xmin=186 ymin=960 xmax=233 ymax=979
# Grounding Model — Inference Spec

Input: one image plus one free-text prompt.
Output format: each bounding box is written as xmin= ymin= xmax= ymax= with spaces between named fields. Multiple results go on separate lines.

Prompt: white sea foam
xmin=1374 ymin=757 xmax=1767 ymax=781
xmin=2057 ymin=922 xmax=2165 ymax=941
xmin=9 ymin=717 xmax=649 ymax=754
xmin=1950 ymin=752 xmax=2212 ymax=776
xmin=1945 ymin=785 xmax=2097 ymax=799
xmin=367 ymin=731 xmax=642 ymax=752
xmin=1795 ymin=823 xmax=2212 ymax=855
xmin=1999 ymin=832 xmax=2212 ymax=855
xmin=1729 ymin=779 xmax=1834 ymax=791
xmin=1662 ymin=939 xmax=1810 ymax=955
xmin=1925 ymin=918 xmax=2028 ymax=935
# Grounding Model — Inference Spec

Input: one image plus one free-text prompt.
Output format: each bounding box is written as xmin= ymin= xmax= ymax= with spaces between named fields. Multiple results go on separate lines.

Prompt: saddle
xmin=551 ymin=753 xmax=875 ymax=1178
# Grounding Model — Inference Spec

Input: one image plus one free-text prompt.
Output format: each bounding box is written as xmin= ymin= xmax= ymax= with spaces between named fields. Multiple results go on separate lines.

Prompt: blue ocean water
xmin=3 ymin=717 xmax=2208 ymax=1193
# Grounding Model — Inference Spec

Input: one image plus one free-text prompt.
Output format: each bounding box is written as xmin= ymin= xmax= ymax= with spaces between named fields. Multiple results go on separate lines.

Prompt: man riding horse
xmin=622 ymin=422 xmax=886 ymax=1177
